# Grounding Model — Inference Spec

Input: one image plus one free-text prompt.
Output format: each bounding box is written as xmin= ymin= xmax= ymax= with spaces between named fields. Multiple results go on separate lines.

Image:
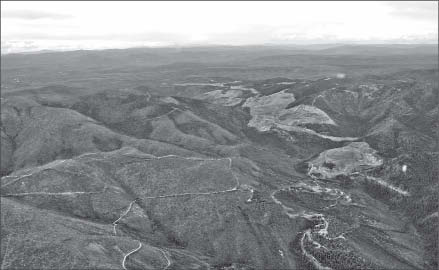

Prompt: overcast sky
xmin=1 ymin=1 xmax=438 ymax=53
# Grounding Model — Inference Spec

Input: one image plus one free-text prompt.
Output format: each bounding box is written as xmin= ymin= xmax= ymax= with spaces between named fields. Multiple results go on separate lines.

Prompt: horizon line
xmin=2 ymin=42 xmax=438 ymax=56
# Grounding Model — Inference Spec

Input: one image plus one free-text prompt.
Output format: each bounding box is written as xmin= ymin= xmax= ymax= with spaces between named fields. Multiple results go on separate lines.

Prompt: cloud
xmin=1 ymin=9 xmax=73 ymax=20
xmin=1 ymin=40 xmax=39 ymax=54
xmin=1 ymin=1 xmax=437 ymax=53
xmin=1 ymin=39 xmax=175 ymax=55
xmin=2 ymin=31 xmax=189 ymax=43
xmin=384 ymin=1 xmax=438 ymax=22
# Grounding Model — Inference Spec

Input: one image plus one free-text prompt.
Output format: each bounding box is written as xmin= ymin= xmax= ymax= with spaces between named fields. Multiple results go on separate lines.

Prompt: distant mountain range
xmin=2 ymin=43 xmax=437 ymax=56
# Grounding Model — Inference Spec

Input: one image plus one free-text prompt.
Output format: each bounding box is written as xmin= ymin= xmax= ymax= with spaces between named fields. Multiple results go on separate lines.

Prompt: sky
xmin=1 ymin=1 xmax=438 ymax=53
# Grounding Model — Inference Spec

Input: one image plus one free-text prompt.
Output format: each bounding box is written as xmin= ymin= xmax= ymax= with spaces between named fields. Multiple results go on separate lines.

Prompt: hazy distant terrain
xmin=2 ymin=44 xmax=437 ymax=94
xmin=1 ymin=45 xmax=438 ymax=270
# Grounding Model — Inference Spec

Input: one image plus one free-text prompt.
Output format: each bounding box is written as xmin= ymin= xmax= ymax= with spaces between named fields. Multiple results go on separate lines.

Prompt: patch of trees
xmin=310 ymin=247 xmax=377 ymax=270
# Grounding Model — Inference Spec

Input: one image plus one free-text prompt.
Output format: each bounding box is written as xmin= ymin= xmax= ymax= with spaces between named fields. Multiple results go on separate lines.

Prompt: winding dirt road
xmin=112 ymin=199 xmax=138 ymax=235
xmin=121 ymin=240 xmax=142 ymax=270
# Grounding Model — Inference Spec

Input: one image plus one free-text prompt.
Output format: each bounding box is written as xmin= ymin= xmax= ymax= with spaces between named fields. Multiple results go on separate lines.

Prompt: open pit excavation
xmin=307 ymin=142 xmax=383 ymax=179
